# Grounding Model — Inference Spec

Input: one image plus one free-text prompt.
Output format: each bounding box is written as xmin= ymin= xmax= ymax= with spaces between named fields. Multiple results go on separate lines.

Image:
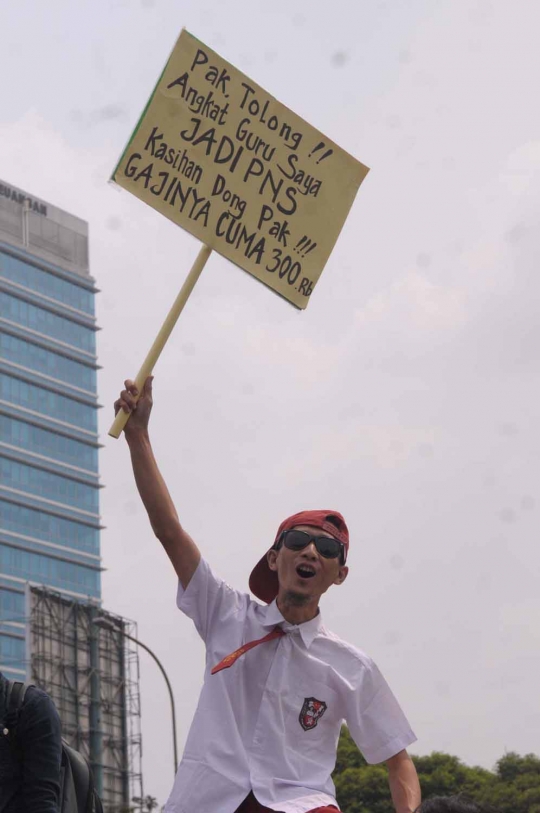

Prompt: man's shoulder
xmin=317 ymin=626 xmax=377 ymax=671
xmin=21 ymin=685 xmax=60 ymax=723
xmin=0 ymin=681 xmax=45 ymax=714
xmin=24 ymin=685 xmax=52 ymax=704
xmin=178 ymin=556 xmax=260 ymax=633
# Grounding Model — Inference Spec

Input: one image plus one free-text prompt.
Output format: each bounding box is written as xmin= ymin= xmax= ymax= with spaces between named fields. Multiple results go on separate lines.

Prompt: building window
xmin=0 ymin=415 xmax=98 ymax=470
xmin=0 ymin=374 xmax=98 ymax=431
xmin=1 ymin=293 xmax=96 ymax=352
xmin=0 ymin=333 xmax=96 ymax=390
xmin=0 ymin=458 xmax=100 ymax=512
xmin=0 ymin=544 xmax=100 ymax=596
xmin=0 ymin=500 xmax=99 ymax=554
xmin=0 ymin=633 xmax=26 ymax=666
xmin=0 ymin=253 xmax=94 ymax=314
xmin=0 ymin=588 xmax=25 ymax=623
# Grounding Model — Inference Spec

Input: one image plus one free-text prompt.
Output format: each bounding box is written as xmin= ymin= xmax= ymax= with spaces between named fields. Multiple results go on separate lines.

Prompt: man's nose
xmin=302 ymin=542 xmax=319 ymax=560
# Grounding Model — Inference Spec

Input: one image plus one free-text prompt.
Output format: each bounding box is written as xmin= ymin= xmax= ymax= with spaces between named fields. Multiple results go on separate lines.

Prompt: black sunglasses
xmin=275 ymin=529 xmax=346 ymax=564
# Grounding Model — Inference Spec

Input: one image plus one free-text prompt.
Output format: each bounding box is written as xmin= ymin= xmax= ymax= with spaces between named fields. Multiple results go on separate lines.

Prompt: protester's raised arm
xmin=115 ymin=377 xmax=201 ymax=588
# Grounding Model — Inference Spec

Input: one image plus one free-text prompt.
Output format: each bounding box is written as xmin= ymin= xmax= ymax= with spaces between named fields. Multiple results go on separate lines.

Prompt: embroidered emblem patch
xmin=299 ymin=696 xmax=327 ymax=731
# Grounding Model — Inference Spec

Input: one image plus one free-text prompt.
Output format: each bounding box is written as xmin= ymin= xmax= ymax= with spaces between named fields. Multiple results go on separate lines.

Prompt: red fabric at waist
xmin=235 ymin=792 xmax=338 ymax=813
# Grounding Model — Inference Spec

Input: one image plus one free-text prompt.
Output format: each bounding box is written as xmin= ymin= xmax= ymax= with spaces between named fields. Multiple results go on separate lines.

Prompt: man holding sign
xmin=114 ymin=378 xmax=421 ymax=813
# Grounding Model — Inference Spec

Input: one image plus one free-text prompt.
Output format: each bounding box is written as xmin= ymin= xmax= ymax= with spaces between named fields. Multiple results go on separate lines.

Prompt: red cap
xmin=249 ymin=510 xmax=349 ymax=604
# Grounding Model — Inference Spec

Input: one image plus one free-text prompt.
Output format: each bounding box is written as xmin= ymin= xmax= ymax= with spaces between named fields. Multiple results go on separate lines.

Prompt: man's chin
xmin=282 ymin=588 xmax=314 ymax=607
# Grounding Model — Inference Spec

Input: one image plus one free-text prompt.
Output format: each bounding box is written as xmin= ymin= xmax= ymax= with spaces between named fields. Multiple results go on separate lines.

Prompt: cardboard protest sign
xmin=112 ymin=29 xmax=369 ymax=309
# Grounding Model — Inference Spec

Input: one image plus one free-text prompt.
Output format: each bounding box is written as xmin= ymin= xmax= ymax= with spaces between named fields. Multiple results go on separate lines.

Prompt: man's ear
xmin=333 ymin=565 xmax=349 ymax=586
xmin=267 ymin=548 xmax=279 ymax=572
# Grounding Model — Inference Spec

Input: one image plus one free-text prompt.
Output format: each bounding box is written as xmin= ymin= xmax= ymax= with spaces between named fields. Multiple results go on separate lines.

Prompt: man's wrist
xmin=125 ymin=428 xmax=151 ymax=448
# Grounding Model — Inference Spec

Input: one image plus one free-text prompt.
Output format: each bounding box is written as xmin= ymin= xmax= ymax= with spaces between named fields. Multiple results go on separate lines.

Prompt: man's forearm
xmin=127 ymin=431 xmax=181 ymax=541
xmin=126 ymin=429 xmax=201 ymax=587
xmin=117 ymin=377 xmax=201 ymax=586
xmin=387 ymin=752 xmax=421 ymax=813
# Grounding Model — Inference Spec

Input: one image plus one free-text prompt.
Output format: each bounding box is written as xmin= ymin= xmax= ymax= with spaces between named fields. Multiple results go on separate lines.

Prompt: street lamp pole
xmin=94 ymin=618 xmax=178 ymax=776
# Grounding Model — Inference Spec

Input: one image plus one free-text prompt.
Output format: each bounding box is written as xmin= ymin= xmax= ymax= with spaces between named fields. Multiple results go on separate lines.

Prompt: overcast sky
xmin=2 ymin=0 xmax=540 ymax=805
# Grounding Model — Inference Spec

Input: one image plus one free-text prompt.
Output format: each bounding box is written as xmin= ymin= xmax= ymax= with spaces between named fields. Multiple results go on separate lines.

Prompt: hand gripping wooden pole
xmin=108 ymin=243 xmax=212 ymax=439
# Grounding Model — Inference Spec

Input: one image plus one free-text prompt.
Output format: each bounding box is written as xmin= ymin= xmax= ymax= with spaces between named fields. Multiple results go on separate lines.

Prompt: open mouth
xmin=296 ymin=564 xmax=316 ymax=580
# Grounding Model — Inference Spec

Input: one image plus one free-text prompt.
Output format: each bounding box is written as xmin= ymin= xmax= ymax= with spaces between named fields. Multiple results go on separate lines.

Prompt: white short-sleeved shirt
xmin=164 ymin=559 xmax=416 ymax=813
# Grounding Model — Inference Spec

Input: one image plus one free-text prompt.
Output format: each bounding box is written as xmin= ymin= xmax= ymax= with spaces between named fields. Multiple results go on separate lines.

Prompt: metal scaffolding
xmin=28 ymin=586 xmax=143 ymax=812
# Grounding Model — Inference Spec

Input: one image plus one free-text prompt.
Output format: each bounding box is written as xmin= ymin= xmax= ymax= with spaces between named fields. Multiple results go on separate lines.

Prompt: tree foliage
xmin=333 ymin=726 xmax=540 ymax=813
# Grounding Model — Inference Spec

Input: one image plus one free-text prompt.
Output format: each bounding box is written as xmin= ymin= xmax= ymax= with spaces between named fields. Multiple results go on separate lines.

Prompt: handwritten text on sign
xmin=112 ymin=30 xmax=369 ymax=309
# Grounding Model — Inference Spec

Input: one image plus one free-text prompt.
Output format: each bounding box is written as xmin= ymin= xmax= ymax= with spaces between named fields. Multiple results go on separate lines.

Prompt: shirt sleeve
xmin=20 ymin=688 xmax=62 ymax=813
xmin=344 ymin=658 xmax=417 ymax=764
xmin=177 ymin=558 xmax=251 ymax=645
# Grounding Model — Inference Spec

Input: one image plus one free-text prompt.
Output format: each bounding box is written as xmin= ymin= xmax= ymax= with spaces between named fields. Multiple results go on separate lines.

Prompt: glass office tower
xmin=0 ymin=179 xmax=102 ymax=680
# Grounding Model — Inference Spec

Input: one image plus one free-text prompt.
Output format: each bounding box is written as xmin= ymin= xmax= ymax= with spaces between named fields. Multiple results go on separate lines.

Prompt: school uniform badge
xmin=299 ymin=697 xmax=327 ymax=731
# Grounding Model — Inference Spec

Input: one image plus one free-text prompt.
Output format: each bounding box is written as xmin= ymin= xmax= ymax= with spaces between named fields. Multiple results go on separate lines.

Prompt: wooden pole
xmin=108 ymin=243 xmax=212 ymax=439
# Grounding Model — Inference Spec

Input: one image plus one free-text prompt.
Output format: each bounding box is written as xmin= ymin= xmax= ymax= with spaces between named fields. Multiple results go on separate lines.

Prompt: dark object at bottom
xmin=234 ymin=791 xmax=338 ymax=813
xmin=5 ymin=681 xmax=104 ymax=813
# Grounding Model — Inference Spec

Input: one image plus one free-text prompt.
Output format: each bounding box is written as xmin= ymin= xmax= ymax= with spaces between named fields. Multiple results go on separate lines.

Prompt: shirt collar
xmin=261 ymin=600 xmax=323 ymax=649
